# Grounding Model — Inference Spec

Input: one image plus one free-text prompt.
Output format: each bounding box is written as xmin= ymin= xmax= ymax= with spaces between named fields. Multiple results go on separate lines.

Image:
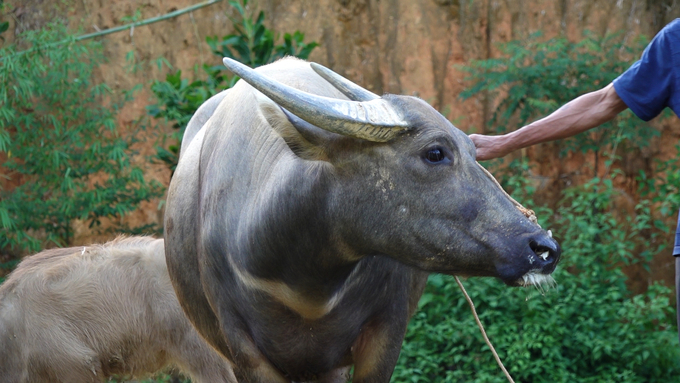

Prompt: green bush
xmin=108 ymin=372 xmax=190 ymax=383
xmin=148 ymin=0 xmax=318 ymax=171
xmin=0 ymin=23 xmax=164 ymax=255
xmin=637 ymin=144 xmax=680 ymax=220
xmin=460 ymin=32 xmax=661 ymax=159
xmin=206 ymin=0 xmax=318 ymax=68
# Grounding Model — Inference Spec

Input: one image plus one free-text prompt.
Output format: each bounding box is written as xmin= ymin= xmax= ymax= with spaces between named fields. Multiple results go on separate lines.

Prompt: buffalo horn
xmin=222 ymin=58 xmax=408 ymax=142
xmin=310 ymin=63 xmax=379 ymax=102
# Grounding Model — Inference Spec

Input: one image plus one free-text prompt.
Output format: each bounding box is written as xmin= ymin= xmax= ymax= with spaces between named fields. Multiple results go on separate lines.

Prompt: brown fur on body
xmin=0 ymin=236 xmax=235 ymax=383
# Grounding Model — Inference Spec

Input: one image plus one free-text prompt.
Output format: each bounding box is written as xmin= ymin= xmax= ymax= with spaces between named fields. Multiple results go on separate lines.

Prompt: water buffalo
xmin=164 ymin=57 xmax=561 ymax=382
xmin=0 ymin=237 xmax=235 ymax=383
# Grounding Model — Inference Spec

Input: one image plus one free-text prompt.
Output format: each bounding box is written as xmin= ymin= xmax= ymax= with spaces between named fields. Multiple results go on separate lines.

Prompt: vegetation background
xmin=2 ymin=0 xmax=680 ymax=381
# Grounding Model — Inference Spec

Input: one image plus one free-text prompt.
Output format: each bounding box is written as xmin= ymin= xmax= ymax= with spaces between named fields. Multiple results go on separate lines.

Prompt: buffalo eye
xmin=423 ymin=146 xmax=450 ymax=165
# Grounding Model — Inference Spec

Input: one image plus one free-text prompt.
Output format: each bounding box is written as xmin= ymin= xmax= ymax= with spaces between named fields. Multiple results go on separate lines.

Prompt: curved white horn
xmin=310 ymin=63 xmax=379 ymax=102
xmin=223 ymin=58 xmax=408 ymax=142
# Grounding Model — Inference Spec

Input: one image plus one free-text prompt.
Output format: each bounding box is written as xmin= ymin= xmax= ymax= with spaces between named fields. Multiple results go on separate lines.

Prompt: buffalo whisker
xmin=521 ymin=272 xmax=556 ymax=294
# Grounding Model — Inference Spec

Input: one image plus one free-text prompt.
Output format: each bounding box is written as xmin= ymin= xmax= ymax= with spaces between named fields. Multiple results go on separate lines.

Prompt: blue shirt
xmin=674 ymin=213 xmax=680 ymax=255
xmin=613 ymin=19 xmax=680 ymax=121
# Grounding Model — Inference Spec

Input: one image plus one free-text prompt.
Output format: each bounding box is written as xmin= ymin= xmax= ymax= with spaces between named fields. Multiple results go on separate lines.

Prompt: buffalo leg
xmin=350 ymin=318 xmax=409 ymax=383
xmin=301 ymin=366 xmax=351 ymax=383
xmin=223 ymin=327 xmax=289 ymax=383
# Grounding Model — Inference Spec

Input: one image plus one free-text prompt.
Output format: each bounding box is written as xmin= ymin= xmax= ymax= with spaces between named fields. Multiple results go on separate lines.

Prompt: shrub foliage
xmin=0 ymin=23 xmax=164 ymax=255
xmin=147 ymin=0 xmax=318 ymax=171
xmin=460 ymin=32 xmax=661 ymax=159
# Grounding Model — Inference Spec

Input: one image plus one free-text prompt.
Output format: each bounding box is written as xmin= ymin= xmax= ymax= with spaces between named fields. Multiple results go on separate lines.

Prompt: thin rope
xmin=455 ymin=276 xmax=516 ymax=383
xmin=476 ymin=162 xmax=539 ymax=226
xmin=454 ymin=162 xmax=544 ymax=383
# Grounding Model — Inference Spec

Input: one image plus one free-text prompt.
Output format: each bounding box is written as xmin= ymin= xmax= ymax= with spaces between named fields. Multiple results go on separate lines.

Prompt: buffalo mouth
xmin=514 ymin=271 xmax=556 ymax=290
xmin=496 ymin=236 xmax=560 ymax=288
xmin=512 ymin=229 xmax=560 ymax=288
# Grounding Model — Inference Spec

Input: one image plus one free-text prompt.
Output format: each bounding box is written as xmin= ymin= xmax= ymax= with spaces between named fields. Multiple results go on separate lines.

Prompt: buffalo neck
xmin=217 ymin=159 xmax=361 ymax=309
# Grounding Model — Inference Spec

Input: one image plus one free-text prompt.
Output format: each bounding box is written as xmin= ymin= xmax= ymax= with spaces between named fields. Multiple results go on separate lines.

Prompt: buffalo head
xmin=222 ymin=57 xmax=560 ymax=287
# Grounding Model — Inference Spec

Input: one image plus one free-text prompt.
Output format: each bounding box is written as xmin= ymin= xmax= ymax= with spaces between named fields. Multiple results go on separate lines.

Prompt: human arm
xmin=470 ymin=83 xmax=628 ymax=161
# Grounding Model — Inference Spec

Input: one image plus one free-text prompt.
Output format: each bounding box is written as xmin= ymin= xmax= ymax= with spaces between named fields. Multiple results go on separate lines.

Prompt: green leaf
xmin=0 ymin=21 xmax=164 ymax=254
xmin=148 ymin=0 xmax=318 ymax=172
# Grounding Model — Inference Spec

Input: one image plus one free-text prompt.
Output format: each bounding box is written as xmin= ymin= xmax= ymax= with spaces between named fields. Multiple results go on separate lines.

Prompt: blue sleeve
xmin=613 ymin=19 xmax=680 ymax=121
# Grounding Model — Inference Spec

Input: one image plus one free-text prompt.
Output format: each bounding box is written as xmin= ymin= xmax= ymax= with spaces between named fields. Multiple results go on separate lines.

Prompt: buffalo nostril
xmin=529 ymin=240 xmax=557 ymax=262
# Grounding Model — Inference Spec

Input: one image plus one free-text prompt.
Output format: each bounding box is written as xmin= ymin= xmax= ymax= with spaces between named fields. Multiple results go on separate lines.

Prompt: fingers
xmin=469 ymin=134 xmax=496 ymax=161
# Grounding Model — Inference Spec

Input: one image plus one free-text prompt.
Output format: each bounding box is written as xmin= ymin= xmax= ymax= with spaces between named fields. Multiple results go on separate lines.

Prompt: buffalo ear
xmin=281 ymin=107 xmax=336 ymax=147
xmin=258 ymin=99 xmax=331 ymax=161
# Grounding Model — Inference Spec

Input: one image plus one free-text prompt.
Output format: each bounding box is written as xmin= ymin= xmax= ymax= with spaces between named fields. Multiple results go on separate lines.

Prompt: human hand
xmin=469 ymin=134 xmax=511 ymax=161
